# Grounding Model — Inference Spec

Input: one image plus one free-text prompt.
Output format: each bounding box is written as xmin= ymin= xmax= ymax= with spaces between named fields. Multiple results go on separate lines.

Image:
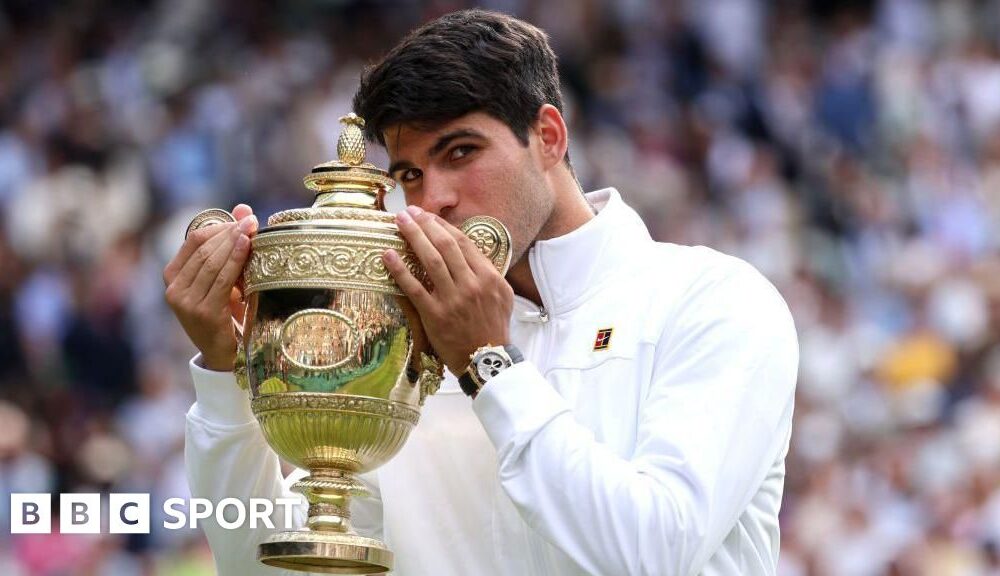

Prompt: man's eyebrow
xmin=387 ymin=128 xmax=485 ymax=177
xmin=428 ymin=128 xmax=485 ymax=157
xmin=388 ymin=159 xmax=414 ymax=177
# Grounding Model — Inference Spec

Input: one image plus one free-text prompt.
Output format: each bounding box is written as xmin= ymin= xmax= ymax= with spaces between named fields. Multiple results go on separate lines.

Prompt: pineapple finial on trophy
xmin=337 ymin=113 xmax=366 ymax=166
xmin=303 ymin=112 xmax=395 ymax=208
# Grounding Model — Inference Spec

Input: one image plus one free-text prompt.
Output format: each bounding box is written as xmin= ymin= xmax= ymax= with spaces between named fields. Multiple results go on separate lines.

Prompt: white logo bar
xmin=9 ymin=494 xmax=304 ymax=534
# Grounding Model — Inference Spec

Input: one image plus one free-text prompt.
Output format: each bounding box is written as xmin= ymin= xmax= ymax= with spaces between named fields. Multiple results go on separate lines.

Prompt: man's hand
xmin=164 ymin=204 xmax=259 ymax=371
xmin=383 ymin=205 xmax=514 ymax=375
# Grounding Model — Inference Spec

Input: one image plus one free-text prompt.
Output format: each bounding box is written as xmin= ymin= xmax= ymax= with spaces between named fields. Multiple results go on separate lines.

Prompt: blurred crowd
xmin=2 ymin=0 xmax=1000 ymax=574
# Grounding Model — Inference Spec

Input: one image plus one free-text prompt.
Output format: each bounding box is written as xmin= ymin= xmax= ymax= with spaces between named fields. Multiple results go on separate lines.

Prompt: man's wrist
xmin=188 ymin=355 xmax=254 ymax=425
xmin=459 ymin=344 xmax=523 ymax=397
xmin=197 ymin=353 xmax=235 ymax=373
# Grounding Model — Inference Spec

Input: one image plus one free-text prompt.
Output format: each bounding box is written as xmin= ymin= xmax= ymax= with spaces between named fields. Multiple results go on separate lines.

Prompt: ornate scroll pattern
xmin=244 ymin=230 xmax=422 ymax=295
xmin=245 ymin=216 xmax=511 ymax=295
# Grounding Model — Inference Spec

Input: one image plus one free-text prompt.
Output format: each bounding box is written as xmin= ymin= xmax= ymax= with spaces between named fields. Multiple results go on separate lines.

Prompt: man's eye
xmin=400 ymin=168 xmax=422 ymax=183
xmin=449 ymin=145 xmax=475 ymax=161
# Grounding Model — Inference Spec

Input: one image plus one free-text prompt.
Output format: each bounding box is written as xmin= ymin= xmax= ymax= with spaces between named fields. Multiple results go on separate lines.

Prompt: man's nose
xmin=418 ymin=179 xmax=459 ymax=220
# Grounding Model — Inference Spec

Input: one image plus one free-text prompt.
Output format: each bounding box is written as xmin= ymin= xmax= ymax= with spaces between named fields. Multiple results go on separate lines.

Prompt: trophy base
xmin=258 ymin=531 xmax=393 ymax=574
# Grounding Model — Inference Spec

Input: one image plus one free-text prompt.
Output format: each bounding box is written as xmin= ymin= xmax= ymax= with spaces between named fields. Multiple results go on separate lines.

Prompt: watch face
xmin=474 ymin=350 xmax=511 ymax=381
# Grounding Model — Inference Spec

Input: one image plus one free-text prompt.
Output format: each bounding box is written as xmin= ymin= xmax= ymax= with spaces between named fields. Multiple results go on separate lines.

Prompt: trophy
xmin=185 ymin=114 xmax=511 ymax=574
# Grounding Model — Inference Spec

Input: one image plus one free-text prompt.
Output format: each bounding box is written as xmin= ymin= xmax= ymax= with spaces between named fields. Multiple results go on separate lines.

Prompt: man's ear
xmin=533 ymin=104 xmax=569 ymax=171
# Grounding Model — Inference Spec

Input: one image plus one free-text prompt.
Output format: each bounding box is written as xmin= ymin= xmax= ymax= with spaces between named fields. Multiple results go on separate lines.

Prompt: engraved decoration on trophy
xmin=184 ymin=113 xmax=512 ymax=574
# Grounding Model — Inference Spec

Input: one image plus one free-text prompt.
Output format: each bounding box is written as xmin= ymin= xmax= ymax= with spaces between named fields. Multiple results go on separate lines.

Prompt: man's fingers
xmin=237 ymin=213 xmax=259 ymax=237
xmin=171 ymin=223 xmax=239 ymax=293
xmin=188 ymin=227 xmax=242 ymax=302
xmin=233 ymin=205 xmax=259 ymax=242
xmin=232 ymin=204 xmax=254 ymax=221
xmin=383 ymin=249 xmax=434 ymax=312
xmin=163 ymin=221 xmax=232 ymax=286
xmin=204 ymin=233 xmax=252 ymax=308
xmin=396 ymin=208 xmax=456 ymax=294
xmin=417 ymin=211 xmax=476 ymax=287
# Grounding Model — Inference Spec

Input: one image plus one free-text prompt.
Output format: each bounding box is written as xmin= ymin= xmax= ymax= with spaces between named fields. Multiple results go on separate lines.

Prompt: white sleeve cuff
xmin=472 ymin=361 xmax=570 ymax=453
xmin=188 ymin=354 xmax=255 ymax=426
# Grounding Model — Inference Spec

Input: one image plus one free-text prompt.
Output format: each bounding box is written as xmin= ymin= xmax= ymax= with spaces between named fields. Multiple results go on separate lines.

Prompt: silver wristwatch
xmin=459 ymin=344 xmax=523 ymax=397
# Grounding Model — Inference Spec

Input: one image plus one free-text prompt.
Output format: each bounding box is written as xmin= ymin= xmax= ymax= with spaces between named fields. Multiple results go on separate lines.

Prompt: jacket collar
xmin=522 ymin=188 xmax=652 ymax=318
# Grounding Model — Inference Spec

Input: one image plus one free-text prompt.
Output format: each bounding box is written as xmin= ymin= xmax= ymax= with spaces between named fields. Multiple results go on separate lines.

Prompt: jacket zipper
xmin=513 ymin=297 xmax=553 ymax=377
xmin=518 ymin=305 xmax=548 ymax=323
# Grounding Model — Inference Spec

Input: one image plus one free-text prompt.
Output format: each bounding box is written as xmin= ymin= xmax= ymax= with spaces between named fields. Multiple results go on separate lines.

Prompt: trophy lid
xmin=245 ymin=114 xmax=411 ymax=296
xmin=265 ymin=113 xmax=397 ymax=227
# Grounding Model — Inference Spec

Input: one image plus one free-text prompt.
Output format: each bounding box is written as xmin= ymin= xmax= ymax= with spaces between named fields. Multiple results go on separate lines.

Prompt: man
xmin=165 ymin=9 xmax=798 ymax=576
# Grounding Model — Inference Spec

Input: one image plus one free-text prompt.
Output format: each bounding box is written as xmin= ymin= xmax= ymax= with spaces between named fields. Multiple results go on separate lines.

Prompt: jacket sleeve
xmin=185 ymin=355 xmax=384 ymax=576
xmin=471 ymin=263 xmax=798 ymax=575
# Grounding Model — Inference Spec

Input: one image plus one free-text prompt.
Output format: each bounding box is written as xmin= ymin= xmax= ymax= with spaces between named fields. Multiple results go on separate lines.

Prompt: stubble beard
xmin=505 ymin=171 xmax=555 ymax=270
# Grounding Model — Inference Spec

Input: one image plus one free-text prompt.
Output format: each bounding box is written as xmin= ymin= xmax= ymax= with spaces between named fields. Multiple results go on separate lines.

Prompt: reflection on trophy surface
xmin=186 ymin=113 xmax=511 ymax=574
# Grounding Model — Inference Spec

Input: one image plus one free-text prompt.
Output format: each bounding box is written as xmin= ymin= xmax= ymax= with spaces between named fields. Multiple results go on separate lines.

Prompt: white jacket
xmin=185 ymin=188 xmax=798 ymax=576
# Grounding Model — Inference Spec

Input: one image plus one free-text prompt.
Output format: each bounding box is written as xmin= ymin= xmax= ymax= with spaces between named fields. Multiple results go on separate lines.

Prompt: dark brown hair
xmin=353 ymin=9 xmax=565 ymax=154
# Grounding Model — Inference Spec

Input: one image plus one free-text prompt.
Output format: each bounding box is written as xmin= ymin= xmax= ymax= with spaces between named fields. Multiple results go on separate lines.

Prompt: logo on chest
xmin=593 ymin=328 xmax=614 ymax=351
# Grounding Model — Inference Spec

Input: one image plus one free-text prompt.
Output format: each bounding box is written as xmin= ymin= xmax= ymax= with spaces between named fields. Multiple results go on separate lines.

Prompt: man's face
xmin=383 ymin=112 xmax=555 ymax=266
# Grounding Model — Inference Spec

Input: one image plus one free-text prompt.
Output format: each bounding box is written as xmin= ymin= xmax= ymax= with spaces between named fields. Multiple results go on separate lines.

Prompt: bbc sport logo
xmin=8 ymin=493 xmax=305 ymax=534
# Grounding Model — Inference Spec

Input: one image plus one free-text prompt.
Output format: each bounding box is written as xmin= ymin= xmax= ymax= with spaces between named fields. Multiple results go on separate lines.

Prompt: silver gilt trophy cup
xmin=185 ymin=114 xmax=512 ymax=574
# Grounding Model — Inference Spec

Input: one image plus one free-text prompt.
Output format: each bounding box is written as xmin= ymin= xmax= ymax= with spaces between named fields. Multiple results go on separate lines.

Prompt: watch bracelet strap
xmin=459 ymin=344 xmax=523 ymax=397
xmin=458 ymin=371 xmax=480 ymax=397
xmin=504 ymin=344 xmax=524 ymax=364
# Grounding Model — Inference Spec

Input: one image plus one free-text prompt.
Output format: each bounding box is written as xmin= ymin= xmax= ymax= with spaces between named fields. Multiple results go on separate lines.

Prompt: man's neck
xmin=507 ymin=258 xmax=541 ymax=305
xmin=506 ymin=172 xmax=595 ymax=307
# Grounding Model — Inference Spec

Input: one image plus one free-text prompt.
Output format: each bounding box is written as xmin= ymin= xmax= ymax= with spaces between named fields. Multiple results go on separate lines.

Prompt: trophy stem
xmin=258 ymin=468 xmax=392 ymax=574
xmin=293 ymin=469 xmax=370 ymax=534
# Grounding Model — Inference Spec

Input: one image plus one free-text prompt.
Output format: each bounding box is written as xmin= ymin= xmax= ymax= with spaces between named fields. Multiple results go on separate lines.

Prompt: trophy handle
xmin=184 ymin=208 xmax=237 ymax=238
xmin=395 ymin=295 xmax=443 ymax=405
xmin=233 ymin=314 xmax=249 ymax=391
xmin=416 ymin=351 xmax=444 ymax=405
xmin=459 ymin=215 xmax=513 ymax=276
